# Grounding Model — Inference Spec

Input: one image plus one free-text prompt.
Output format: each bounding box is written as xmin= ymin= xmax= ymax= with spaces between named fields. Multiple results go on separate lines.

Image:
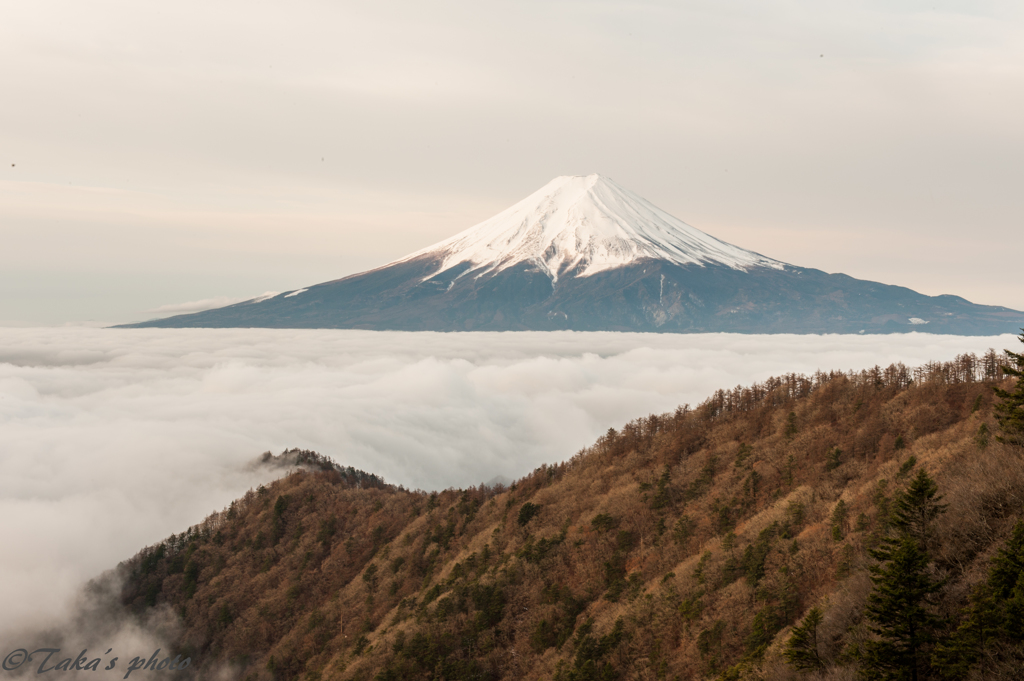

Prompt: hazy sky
xmin=2 ymin=1 xmax=1023 ymax=324
xmin=1 ymin=327 xmax=1014 ymax=635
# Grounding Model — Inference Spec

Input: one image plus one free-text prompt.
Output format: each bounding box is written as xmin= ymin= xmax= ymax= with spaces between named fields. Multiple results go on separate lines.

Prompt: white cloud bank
xmin=0 ymin=328 xmax=1016 ymax=637
xmin=147 ymin=296 xmax=250 ymax=315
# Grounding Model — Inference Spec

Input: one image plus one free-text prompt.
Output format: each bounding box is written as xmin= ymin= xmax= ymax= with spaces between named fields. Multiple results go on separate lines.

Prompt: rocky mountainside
xmin=55 ymin=344 xmax=1024 ymax=681
xmin=121 ymin=175 xmax=1024 ymax=334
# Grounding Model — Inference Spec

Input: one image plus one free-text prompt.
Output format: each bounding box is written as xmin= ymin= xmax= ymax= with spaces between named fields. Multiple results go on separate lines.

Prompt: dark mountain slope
xmin=100 ymin=348 xmax=1024 ymax=680
xmin=125 ymin=257 xmax=1023 ymax=335
xmin=119 ymin=175 xmax=1024 ymax=334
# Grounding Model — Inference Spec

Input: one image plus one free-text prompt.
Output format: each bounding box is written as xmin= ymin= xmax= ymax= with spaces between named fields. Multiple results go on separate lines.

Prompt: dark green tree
xmin=993 ymin=329 xmax=1024 ymax=448
xmin=860 ymin=470 xmax=947 ymax=681
xmin=517 ymin=502 xmax=541 ymax=526
xmin=784 ymin=606 xmax=825 ymax=672
xmin=989 ymin=519 xmax=1024 ymax=598
xmin=931 ymin=585 xmax=1002 ymax=678
xmin=861 ymin=537 xmax=945 ymax=681
xmin=932 ymin=520 xmax=1024 ymax=678
xmin=976 ymin=518 xmax=1024 ymax=647
xmin=651 ymin=466 xmax=672 ymax=510
xmin=889 ymin=469 xmax=947 ymax=551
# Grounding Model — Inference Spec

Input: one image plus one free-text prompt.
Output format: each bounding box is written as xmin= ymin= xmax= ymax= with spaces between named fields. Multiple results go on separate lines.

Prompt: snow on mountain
xmin=396 ymin=174 xmax=785 ymax=283
xmin=121 ymin=173 xmax=1024 ymax=335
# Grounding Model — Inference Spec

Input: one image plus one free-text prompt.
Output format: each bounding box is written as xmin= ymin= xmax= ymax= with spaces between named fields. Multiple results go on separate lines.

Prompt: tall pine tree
xmin=993 ymin=329 xmax=1024 ymax=448
xmin=890 ymin=469 xmax=947 ymax=552
xmin=932 ymin=520 xmax=1024 ymax=677
xmin=930 ymin=585 xmax=1002 ymax=679
xmin=784 ymin=606 xmax=825 ymax=671
xmin=860 ymin=470 xmax=946 ymax=681
xmin=861 ymin=538 xmax=945 ymax=681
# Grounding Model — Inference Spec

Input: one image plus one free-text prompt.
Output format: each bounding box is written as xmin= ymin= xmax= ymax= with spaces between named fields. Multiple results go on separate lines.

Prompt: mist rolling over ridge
xmin=0 ymin=327 xmax=1016 ymax=642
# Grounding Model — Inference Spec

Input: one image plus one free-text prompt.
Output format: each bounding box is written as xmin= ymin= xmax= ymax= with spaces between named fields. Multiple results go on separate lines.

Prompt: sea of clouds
xmin=0 ymin=327 xmax=1016 ymax=638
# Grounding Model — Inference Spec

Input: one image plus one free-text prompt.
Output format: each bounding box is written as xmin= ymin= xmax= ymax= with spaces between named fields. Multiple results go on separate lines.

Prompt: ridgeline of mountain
xmin=55 ymin=345 xmax=1022 ymax=681
xmin=120 ymin=175 xmax=1024 ymax=334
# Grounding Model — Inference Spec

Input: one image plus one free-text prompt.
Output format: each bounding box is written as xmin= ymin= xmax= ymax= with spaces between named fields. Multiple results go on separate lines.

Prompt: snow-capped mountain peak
xmin=125 ymin=174 xmax=1024 ymax=335
xmin=399 ymin=174 xmax=785 ymax=282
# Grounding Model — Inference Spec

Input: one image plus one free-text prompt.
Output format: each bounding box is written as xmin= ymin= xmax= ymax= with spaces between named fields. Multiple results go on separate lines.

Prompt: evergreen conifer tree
xmin=860 ymin=470 xmax=946 ymax=681
xmin=993 ymin=330 xmax=1024 ymax=448
xmin=932 ymin=520 xmax=1024 ymax=677
xmin=784 ymin=606 xmax=825 ymax=671
xmin=889 ymin=469 xmax=947 ymax=552
xmin=931 ymin=584 xmax=1002 ymax=678
xmin=861 ymin=538 xmax=944 ymax=681
xmin=986 ymin=520 xmax=1024 ymax=641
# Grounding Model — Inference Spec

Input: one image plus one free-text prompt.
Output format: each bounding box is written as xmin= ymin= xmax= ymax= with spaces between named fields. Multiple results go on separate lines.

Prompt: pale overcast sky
xmin=2 ymin=0 xmax=1022 ymax=324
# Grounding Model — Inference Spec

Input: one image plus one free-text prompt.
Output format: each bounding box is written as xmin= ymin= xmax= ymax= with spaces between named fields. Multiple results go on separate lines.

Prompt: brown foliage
xmin=114 ymin=352 xmax=1024 ymax=680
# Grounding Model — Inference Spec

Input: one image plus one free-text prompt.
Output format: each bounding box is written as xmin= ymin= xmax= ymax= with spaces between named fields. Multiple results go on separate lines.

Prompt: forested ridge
xmin=114 ymin=339 xmax=1024 ymax=680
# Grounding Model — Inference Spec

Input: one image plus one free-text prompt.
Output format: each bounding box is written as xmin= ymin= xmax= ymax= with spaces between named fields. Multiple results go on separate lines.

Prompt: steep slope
xmin=90 ymin=349 xmax=1024 ymax=681
xmin=120 ymin=175 xmax=1024 ymax=334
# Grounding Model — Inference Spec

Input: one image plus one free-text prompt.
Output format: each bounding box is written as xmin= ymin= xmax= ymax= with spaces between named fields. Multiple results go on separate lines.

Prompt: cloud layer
xmin=147 ymin=296 xmax=254 ymax=315
xmin=0 ymin=328 xmax=1015 ymax=636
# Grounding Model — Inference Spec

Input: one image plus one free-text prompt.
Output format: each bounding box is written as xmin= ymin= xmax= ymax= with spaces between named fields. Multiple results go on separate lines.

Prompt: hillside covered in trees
xmin=109 ymin=341 xmax=1024 ymax=680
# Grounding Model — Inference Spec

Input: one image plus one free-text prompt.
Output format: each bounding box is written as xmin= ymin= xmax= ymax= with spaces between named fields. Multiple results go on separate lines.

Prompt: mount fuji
xmin=123 ymin=175 xmax=1024 ymax=334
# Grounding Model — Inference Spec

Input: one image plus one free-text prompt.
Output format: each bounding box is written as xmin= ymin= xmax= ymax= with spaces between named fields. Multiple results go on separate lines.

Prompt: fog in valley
xmin=0 ymin=327 xmax=1015 ymax=641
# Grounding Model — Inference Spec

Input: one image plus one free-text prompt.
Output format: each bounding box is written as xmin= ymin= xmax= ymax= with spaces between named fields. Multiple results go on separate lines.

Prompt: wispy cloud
xmin=147 ymin=292 xmax=283 ymax=315
xmin=147 ymin=297 xmax=249 ymax=315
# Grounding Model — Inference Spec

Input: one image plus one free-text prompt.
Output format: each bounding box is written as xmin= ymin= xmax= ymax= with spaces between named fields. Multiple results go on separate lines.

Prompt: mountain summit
xmin=122 ymin=176 xmax=1024 ymax=334
xmin=398 ymin=174 xmax=783 ymax=283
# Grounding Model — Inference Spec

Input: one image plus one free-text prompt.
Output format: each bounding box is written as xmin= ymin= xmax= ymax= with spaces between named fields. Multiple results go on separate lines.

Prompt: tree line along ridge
xmin=92 ymin=335 xmax=1024 ymax=680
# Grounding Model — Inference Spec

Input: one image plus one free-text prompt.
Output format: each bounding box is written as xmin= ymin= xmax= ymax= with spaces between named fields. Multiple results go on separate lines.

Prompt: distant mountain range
xmin=121 ymin=175 xmax=1024 ymax=334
